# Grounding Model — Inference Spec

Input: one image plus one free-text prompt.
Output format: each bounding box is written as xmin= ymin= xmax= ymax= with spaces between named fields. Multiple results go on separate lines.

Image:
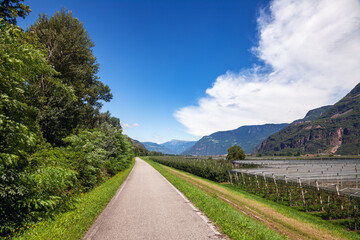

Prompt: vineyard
xmin=148 ymin=156 xmax=232 ymax=183
xmin=230 ymin=159 xmax=360 ymax=230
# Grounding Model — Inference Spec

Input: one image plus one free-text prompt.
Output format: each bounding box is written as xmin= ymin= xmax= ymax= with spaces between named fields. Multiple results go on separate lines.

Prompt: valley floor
xmin=147 ymin=159 xmax=360 ymax=240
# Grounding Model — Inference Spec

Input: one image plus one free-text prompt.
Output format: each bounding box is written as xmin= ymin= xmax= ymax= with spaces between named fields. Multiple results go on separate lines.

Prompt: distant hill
xmin=142 ymin=142 xmax=174 ymax=154
xmin=257 ymin=83 xmax=360 ymax=155
xmin=142 ymin=140 xmax=196 ymax=155
xmin=183 ymin=123 xmax=288 ymax=155
xmin=161 ymin=140 xmax=197 ymax=154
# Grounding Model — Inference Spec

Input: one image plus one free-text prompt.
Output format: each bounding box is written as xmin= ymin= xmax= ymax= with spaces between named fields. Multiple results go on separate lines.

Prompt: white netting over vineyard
xmin=231 ymin=159 xmax=360 ymax=197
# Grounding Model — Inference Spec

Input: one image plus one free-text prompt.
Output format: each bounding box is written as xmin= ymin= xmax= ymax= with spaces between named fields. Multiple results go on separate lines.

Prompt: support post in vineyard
xmin=356 ymin=174 xmax=358 ymax=189
xmin=241 ymin=172 xmax=245 ymax=185
xmin=235 ymin=172 xmax=239 ymax=184
xmin=335 ymin=184 xmax=344 ymax=210
xmin=316 ymin=180 xmax=324 ymax=211
xmin=273 ymin=173 xmax=279 ymax=202
xmin=228 ymin=171 xmax=233 ymax=184
xmin=263 ymin=173 xmax=268 ymax=197
xmin=255 ymin=174 xmax=260 ymax=191
xmin=285 ymin=175 xmax=292 ymax=206
xmin=298 ymin=177 xmax=306 ymax=208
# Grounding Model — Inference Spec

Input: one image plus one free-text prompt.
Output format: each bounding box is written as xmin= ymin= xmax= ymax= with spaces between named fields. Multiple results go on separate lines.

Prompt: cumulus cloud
xmin=122 ymin=122 xmax=140 ymax=129
xmin=175 ymin=0 xmax=360 ymax=136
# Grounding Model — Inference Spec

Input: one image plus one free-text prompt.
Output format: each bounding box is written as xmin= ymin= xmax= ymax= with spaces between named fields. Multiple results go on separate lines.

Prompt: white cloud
xmin=122 ymin=122 xmax=140 ymax=129
xmin=175 ymin=0 xmax=360 ymax=137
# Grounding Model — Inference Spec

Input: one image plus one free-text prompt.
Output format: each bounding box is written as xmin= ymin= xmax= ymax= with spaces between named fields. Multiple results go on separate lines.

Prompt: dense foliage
xmin=0 ymin=0 xmax=30 ymax=24
xmin=28 ymin=9 xmax=112 ymax=145
xmin=226 ymin=145 xmax=246 ymax=160
xmin=0 ymin=8 xmax=134 ymax=237
xmin=149 ymin=156 xmax=232 ymax=183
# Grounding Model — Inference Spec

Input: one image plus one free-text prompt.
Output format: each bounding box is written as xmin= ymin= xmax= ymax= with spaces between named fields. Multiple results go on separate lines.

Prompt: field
xmin=149 ymin=155 xmax=360 ymax=233
xmin=149 ymin=156 xmax=232 ymax=182
xmin=231 ymin=159 xmax=360 ymax=230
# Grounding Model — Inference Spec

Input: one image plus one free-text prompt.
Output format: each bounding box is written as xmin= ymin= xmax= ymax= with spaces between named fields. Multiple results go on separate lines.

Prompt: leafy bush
xmin=0 ymin=12 xmax=134 ymax=238
xmin=1 ymin=125 xmax=134 ymax=237
xmin=64 ymin=123 xmax=134 ymax=191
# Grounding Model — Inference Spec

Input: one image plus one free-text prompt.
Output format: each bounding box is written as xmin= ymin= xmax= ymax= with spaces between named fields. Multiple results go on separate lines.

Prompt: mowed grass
xmin=144 ymin=157 xmax=286 ymax=240
xmin=223 ymin=184 xmax=360 ymax=240
xmin=12 ymin=159 xmax=135 ymax=240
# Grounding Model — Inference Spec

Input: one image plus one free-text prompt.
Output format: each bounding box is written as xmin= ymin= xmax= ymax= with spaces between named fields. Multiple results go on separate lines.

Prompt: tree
xmin=226 ymin=145 xmax=246 ymax=161
xmin=0 ymin=20 xmax=60 ymax=233
xmin=0 ymin=0 xmax=30 ymax=24
xmin=29 ymin=9 xmax=112 ymax=144
xmin=0 ymin=20 xmax=58 ymax=163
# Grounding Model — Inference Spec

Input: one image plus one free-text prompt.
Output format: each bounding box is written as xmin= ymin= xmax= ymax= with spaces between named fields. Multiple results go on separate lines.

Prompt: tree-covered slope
xmin=183 ymin=124 xmax=288 ymax=155
xmin=291 ymin=105 xmax=332 ymax=125
xmin=257 ymin=83 xmax=360 ymax=155
xmin=129 ymin=138 xmax=149 ymax=156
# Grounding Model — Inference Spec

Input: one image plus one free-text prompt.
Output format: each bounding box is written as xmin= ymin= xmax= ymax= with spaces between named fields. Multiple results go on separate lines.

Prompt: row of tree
xmin=0 ymin=1 xmax=134 ymax=236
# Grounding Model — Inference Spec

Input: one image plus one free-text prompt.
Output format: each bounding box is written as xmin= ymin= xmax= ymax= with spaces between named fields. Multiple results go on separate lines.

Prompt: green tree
xmin=0 ymin=0 xmax=30 ymax=24
xmin=0 ymin=20 xmax=60 ymax=234
xmin=30 ymin=9 xmax=112 ymax=144
xmin=226 ymin=145 xmax=246 ymax=161
xmin=0 ymin=21 xmax=59 ymax=163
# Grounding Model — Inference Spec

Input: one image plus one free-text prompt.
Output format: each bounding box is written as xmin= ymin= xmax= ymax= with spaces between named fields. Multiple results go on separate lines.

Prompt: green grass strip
xmin=162 ymin=166 xmax=359 ymax=239
xmin=144 ymin=158 xmax=286 ymax=240
xmin=223 ymin=184 xmax=360 ymax=240
xmin=12 ymin=159 xmax=135 ymax=240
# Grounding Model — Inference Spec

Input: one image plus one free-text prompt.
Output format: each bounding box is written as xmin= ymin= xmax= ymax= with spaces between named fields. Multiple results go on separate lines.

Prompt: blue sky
xmin=18 ymin=0 xmax=360 ymax=143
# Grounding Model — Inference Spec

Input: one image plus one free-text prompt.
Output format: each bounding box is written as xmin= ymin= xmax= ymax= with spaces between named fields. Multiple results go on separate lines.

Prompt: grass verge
xmin=12 ymin=158 xmax=135 ymax=240
xmin=143 ymin=157 xmax=286 ymax=240
xmin=223 ymin=184 xmax=360 ymax=239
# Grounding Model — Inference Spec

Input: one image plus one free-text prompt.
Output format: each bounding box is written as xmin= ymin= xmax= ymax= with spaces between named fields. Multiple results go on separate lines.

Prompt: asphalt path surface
xmin=82 ymin=157 xmax=222 ymax=240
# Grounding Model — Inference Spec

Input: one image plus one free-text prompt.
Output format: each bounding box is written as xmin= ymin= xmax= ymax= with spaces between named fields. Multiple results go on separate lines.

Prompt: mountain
xmin=142 ymin=140 xmax=196 ymax=154
xmin=142 ymin=142 xmax=174 ymax=154
xmin=161 ymin=140 xmax=197 ymax=154
xmin=257 ymin=83 xmax=360 ymax=155
xmin=129 ymin=138 xmax=149 ymax=156
xmin=291 ymin=105 xmax=332 ymax=125
xmin=183 ymin=123 xmax=289 ymax=155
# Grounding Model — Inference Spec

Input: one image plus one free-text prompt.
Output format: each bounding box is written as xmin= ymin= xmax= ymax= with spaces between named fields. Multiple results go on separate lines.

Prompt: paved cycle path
xmin=82 ymin=157 xmax=222 ymax=240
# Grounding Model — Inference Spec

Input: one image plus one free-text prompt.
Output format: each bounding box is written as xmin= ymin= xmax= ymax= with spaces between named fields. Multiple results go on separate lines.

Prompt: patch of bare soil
xmin=165 ymin=166 xmax=345 ymax=240
xmin=329 ymin=128 xmax=343 ymax=154
xmin=331 ymin=109 xmax=353 ymax=119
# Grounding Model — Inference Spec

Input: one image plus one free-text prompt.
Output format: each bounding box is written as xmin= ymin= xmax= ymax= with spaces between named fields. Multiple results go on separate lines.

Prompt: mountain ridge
xmin=183 ymin=123 xmax=289 ymax=155
xmin=256 ymin=83 xmax=360 ymax=155
xmin=142 ymin=139 xmax=196 ymax=155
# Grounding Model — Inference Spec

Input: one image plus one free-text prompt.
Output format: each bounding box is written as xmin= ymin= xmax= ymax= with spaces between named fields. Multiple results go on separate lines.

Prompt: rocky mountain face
xmin=257 ymin=83 xmax=360 ymax=155
xmin=142 ymin=140 xmax=196 ymax=155
xmin=183 ymin=123 xmax=289 ymax=155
